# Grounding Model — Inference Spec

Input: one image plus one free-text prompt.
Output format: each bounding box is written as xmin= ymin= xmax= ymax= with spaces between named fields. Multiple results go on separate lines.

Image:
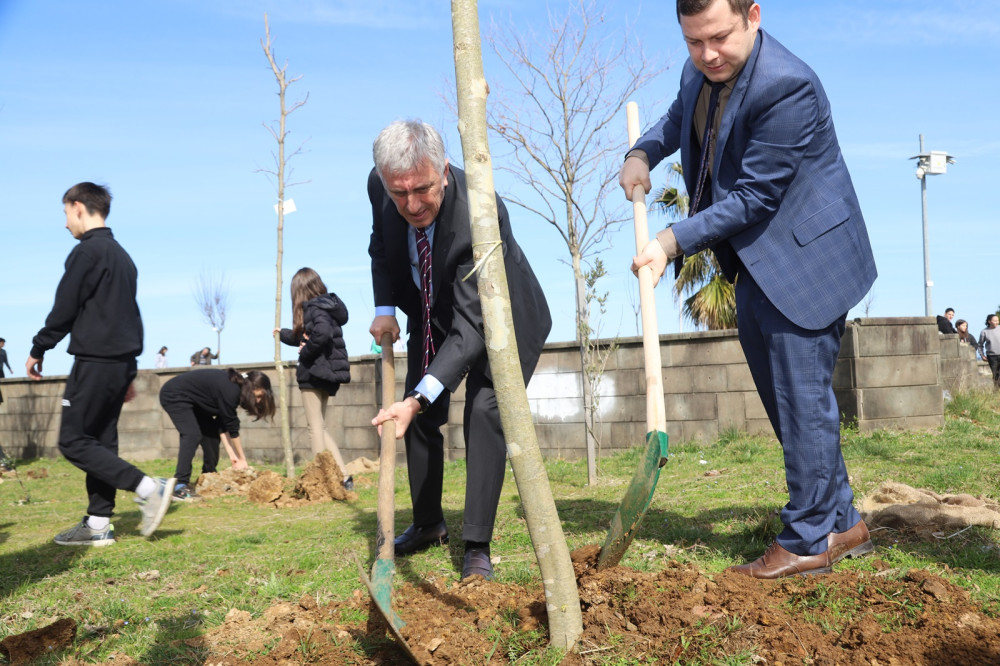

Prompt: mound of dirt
xmin=195 ymin=467 xmax=260 ymax=498
xmin=195 ymin=452 xmax=357 ymax=507
xmin=183 ymin=554 xmax=1000 ymax=665
xmin=0 ymin=617 xmax=76 ymax=665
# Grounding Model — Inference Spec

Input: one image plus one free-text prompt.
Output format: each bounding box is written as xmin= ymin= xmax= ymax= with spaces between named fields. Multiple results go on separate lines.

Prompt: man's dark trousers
xmin=735 ymin=271 xmax=861 ymax=556
xmin=403 ymin=333 xmax=534 ymax=545
xmin=58 ymin=358 xmax=143 ymax=518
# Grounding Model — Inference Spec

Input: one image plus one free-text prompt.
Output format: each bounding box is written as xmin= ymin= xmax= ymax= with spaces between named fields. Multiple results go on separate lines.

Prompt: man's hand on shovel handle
xmin=632 ymin=226 xmax=680 ymax=287
xmin=372 ymin=397 xmax=421 ymax=439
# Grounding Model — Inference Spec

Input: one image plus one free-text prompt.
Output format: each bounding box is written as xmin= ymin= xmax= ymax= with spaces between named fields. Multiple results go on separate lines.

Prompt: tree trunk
xmin=572 ymin=251 xmax=598 ymax=485
xmin=262 ymin=14 xmax=296 ymax=479
xmin=451 ymin=0 xmax=582 ymax=651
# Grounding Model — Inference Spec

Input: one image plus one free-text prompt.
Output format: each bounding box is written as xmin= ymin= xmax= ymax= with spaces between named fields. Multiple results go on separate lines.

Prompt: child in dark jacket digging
xmin=159 ymin=369 xmax=275 ymax=500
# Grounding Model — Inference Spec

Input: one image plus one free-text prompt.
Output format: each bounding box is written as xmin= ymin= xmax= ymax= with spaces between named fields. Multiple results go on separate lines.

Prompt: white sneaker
xmin=135 ymin=477 xmax=176 ymax=537
xmin=54 ymin=517 xmax=116 ymax=546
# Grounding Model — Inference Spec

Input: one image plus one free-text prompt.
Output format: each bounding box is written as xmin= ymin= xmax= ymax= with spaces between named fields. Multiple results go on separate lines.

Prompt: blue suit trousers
xmin=736 ymin=271 xmax=861 ymax=555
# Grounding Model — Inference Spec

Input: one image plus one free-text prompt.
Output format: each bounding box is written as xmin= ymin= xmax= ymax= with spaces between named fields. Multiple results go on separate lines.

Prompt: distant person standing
xmin=937 ymin=308 xmax=957 ymax=334
xmin=0 ymin=338 xmax=11 ymax=377
xmin=955 ymin=320 xmax=977 ymax=349
xmin=978 ymin=314 xmax=1000 ymax=387
xmin=277 ymin=267 xmax=353 ymax=490
xmin=26 ymin=182 xmax=174 ymax=546
xmin=155 ymin=346 xmax=169 ymax=369
xmin=0 ymin=338 xmax=11 ymax=407
xmin=190 ymin=347 xmax=218 ymax=366
xmin=0 ymin=338 xmax=10 ymax=467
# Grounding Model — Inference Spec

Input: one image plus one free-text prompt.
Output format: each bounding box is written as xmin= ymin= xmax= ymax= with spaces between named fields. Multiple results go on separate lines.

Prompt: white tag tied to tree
xmin=273 ymin=199 xmax=296 ymax=215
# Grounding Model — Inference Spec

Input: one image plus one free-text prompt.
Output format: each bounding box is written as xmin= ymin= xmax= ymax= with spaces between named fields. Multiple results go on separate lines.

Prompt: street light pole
xmin=911 ymin=135 xmax=954 ymax=317
xmin=919 ymin=135 xmax=932 ymax=316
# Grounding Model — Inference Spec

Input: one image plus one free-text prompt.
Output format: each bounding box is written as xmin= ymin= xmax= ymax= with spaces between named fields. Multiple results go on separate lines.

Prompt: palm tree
xmin=650 ymin=162 xmax=736 ymax=330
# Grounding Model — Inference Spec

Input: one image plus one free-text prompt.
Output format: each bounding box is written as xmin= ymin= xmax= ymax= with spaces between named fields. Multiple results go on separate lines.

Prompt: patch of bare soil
xmin=195 ymin=452 xmax=357 ymax=506
xmin=0 ymin=617 xmax=76 ymax=664
xmin=175 ymin=547 xmax=1000 ymax=665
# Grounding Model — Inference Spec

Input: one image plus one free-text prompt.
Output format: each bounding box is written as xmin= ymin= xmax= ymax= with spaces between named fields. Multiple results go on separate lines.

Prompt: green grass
xmin=2 ymin=389 xmax=1000 ymax=663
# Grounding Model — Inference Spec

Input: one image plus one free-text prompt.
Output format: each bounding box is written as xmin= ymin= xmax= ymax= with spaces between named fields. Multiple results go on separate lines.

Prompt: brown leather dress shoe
xmin=728 ymin=541 xmax=831 ymax=579
xmin=827 ymin=520 xmax=874 ymax=564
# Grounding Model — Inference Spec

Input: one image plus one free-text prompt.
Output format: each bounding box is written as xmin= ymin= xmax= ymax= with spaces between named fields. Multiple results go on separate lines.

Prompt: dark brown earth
xmin=12 ymin=548 xmax=1000 ymax=664
xmin=194 ymin=550 xmax=1000 ymax=665
xmin=0 ymin=617 xmax=76 ymax=665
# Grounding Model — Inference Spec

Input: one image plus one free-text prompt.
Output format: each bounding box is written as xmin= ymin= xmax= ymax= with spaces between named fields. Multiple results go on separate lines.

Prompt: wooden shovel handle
xmin=627 ymin=102 xmax=667 ymax=434
xmin=375 ymin=333 xmax=397 ymax=561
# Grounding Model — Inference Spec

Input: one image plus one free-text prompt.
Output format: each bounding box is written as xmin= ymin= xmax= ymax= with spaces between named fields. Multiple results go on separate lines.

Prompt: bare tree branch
xmin=476 ymin=0 xmax=665 ymax=483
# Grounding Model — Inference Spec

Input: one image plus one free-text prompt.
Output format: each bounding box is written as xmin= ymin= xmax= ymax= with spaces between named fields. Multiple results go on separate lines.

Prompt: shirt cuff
xmin=625 ymin=149 xmax=649 ymax=166
xmin=375 ymin=306 xmax=396 ymax=318
xmin=414 ymin=374 xmax=445 ymax=403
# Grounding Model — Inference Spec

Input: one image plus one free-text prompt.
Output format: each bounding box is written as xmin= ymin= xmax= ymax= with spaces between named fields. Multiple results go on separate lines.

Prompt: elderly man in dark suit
xmin=369 ymin=120 xmax=551 ymax=580
xmin=621 ymin=0 xmax=877 ymax=578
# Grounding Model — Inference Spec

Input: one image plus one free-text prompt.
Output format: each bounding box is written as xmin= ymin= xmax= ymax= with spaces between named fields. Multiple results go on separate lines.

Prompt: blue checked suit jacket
xmin=633 ymin=29 xmax=877 ymax=331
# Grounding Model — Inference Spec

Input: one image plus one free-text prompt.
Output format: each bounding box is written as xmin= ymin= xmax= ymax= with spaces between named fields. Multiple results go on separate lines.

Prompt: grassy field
xmin=1 ymin=389 xmax=999 ymax=664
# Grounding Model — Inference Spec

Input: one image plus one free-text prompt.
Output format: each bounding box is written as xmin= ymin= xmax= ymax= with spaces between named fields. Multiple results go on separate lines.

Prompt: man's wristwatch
xmin=404 ymin=389 xmax=431 ymax=414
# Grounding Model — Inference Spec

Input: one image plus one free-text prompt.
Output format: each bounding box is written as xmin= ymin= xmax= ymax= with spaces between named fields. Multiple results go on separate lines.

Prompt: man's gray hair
xmin=373 ymin=119 xmax=446 ymax=179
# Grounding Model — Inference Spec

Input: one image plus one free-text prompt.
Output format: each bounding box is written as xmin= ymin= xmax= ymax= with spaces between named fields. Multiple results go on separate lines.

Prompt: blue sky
xmin=0 ymin=0 xmax=995 ymax=376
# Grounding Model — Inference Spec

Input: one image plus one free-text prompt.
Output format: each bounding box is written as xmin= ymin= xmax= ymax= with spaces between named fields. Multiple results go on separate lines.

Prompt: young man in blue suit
xmin=621 ymin=0 xmax=877 ymax=578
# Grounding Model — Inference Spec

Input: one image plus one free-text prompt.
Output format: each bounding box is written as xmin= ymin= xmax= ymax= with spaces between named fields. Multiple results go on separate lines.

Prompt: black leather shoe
xmin=462 ymin=548 xmax=494 ymax=580
xmin=393 ymin=520 xmax=448 ymax=556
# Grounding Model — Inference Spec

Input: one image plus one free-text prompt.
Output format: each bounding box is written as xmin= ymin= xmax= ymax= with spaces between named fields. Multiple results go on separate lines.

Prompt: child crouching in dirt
xmin=159 ymin=369 xmax=275 ymax=501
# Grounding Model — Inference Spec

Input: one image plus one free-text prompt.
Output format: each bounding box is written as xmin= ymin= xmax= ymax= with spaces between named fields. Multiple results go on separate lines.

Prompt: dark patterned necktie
xmin=677 ymin=80 xmax=725 ymax=277
xmin=415 ymin=228 xmax=435 ymax=372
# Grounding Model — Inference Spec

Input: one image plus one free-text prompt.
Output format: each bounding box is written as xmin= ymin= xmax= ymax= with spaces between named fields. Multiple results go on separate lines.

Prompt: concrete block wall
xmin=938 ymin=333 xmax=989 ymax=393
xmin=0 ymin=317 xmax=973 ymax=464
xmin=834 ymin=317 xmax=944 ymax=431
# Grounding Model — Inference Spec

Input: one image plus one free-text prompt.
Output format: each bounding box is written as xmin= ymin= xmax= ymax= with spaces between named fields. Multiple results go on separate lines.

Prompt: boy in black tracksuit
xmin=27 ymin=182 xmax=175 ymax=546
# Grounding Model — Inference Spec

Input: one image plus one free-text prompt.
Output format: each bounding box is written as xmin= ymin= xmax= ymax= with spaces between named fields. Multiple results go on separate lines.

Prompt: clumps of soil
xmin=187 ymin=554 xmax=1000 ymax=665
xmin=195 ymin=467 xmax=259 ymax=498
xmin=0 ymin=617 xmax=76 ymax=664
xmin=195 ymin=452 xmax=357 ymax=507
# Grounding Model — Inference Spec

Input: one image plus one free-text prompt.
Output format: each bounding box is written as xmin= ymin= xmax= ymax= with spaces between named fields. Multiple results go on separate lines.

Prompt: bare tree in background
xmin=193 ymin=271 xmax=228 ymax=363
xmin=484 ymin=0 xmax=664 ymax=484
xmin=260 ymin=13 xmax=309 ymax=478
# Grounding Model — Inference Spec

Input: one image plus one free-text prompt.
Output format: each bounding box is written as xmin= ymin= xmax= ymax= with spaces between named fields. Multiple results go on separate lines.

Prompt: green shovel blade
xmin=597 ymin=429 xmax=669 ymax=570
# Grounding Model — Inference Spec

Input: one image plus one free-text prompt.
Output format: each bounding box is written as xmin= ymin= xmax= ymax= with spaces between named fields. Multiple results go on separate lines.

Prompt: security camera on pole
xmin=910 ymin=135 xmax=955 ymax=316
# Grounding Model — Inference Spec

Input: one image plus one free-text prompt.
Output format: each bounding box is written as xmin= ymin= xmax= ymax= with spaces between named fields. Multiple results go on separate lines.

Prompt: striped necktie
xmin=415 ymin=228 xmax=435 ymax=372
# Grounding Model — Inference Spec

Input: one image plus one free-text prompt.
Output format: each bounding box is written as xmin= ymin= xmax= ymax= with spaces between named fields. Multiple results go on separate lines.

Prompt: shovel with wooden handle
xmin=358 ymin=333 xmax=419 ymax=661
xmin=596 ymin=101 xmax=670 ymax=571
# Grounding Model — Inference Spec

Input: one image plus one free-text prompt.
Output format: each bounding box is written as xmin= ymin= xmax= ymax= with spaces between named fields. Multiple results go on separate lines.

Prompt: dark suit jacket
xmin=634 ymin=29 xmax=877 ymax=331
xmin=368 ymin=164 xmax=551 ymax=392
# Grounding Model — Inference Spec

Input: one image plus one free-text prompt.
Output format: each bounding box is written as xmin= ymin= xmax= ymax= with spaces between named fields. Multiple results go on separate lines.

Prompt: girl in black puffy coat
xmin=278 ymin=267 xmax=352 ymax=489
